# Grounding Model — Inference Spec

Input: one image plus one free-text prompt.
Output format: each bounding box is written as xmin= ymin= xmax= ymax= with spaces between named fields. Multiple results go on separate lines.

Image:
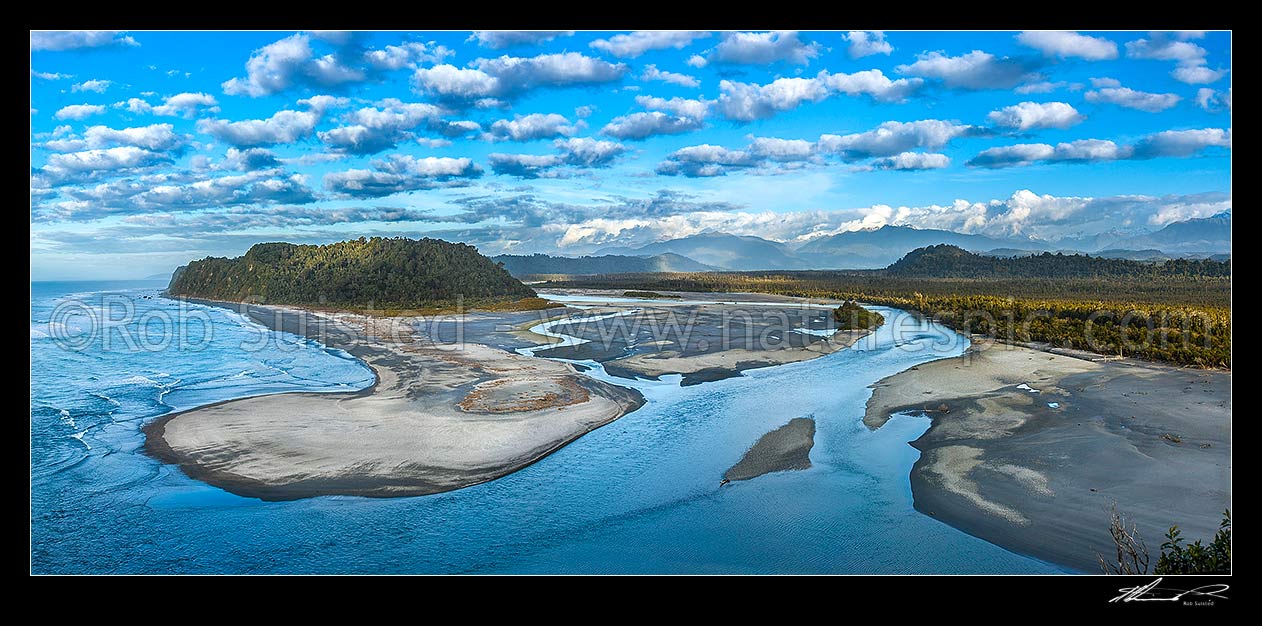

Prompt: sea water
xmin=30 ymin=281 xmax=1068 ymax=574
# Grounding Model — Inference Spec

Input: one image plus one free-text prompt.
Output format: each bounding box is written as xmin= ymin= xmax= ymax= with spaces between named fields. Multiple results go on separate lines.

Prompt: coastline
xmin=864 ymin=340 xmax=1231 ymax=572
xmin=144 ymin=298 xmax=644 ymax=500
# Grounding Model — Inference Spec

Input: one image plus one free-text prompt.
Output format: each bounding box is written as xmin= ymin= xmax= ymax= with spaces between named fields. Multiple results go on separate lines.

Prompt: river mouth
xmin=31 ymin=284 xmax=1067 ymax=574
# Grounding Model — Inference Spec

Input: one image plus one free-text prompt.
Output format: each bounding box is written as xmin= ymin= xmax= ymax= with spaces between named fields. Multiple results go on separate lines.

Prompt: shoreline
xmin=144 ymin=298 xmax=644 ymax=501
xmin=864 ymin=340 xmax=1231 ymax=572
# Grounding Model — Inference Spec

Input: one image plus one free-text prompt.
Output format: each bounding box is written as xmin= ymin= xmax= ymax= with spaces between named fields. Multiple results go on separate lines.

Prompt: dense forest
xmin=168 ymin=237 xmax=538 ymax=311
xmin=543 ymin=247 xmax=1230 ymax=367
xmin=492 ymin=253 xmax=711 ymax=276
xmin=833 ymin=301 xmax=884 ymax=330
xmin=889 ymin=245 xmax=1231 ymax=279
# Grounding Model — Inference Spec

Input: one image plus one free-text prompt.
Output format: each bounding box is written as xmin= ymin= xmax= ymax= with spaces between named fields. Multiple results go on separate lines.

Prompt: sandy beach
xmin=145 ymin=302 xmax=643 ymax=500
xmin=865 ymin=341 xmax=1231 ymax=572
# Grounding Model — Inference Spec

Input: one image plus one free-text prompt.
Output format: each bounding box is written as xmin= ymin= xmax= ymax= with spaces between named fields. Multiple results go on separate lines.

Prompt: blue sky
xmin=30 ymin=30 xmax=1231 ymax=279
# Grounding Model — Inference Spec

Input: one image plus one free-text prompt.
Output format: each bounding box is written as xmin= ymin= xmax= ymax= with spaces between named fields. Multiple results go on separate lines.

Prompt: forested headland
xmin=168 ymin=237 xmax=540 ymax=312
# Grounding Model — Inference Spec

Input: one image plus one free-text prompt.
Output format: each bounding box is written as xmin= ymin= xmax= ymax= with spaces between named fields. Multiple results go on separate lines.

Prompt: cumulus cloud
xmin=601 ymin=112 xmax=705 ymax=140
xmin=469 ymin=31 xmax=574 ymax=49
xmin=1195 ymin=87 xmax=1231 ymax=112
xmin=717 ymin=77 xmax=828 ymax=122
xmin=641 ymin=64 xmax=700 ymax=88
xmin=968 ymin=128 xmax=1229 ymax=168
xmin=711 ymin=31 xmax=821 ymax=65
xmin=590 ymin=31 xmax=710 ymax=58
xmin=489 ymin=137 xmax=628 ymax=178
xmin=197 ymin=107 xmax=324 ymax=147
xmin=1125 ymin=32 xmax=1225 ymax=85
xmin=71 ymin=79 xmax=111 ymax=93
xmin=325 ymin=155 xmax=482 ymax=197
xmin=896 ymin=50 xmax=1039 ymax=90
xmin=987 ymin=101 xmax=1085 ymax=130
xmin=870 ymin=152 xmax=950 ymax=170
xmin=413 ymin=52 xmax=628 ymax=104
xmin=819 ymin=69 xmax=923 ymax=102
xmin=317 ymin=99 xmax=443 ymax=154
xmin=486 ymin=113 xmax=580 ymax=141
xmin=655 ymin=144 xmax=758 ymax=177
xmin=31 ymin=30 xmax=138 ymax=51
xmin=1132 ymin=128 xmax=1231 ymax=158
xmin=844 ymin=31 xmax=893 ymax=58
xmin=44 ymin=123 xmax=190 ymax=153
xmin=1085 ymin=86 xmax=1181 ymax=112
xmin=1015 ymin=31 xmax=1118 ymax=60
xmin=1172 ymin=65 xmax=1227 ymax=85
xmin=748 ymin=137 xmax=816 ymax=161
xmin=118 ymin=92 xmax=220 ymax=118
xmin=1090 ymin=76 xmax=1122 ymax=88
xmin=222 ymin=32 xmax=451 ymax=97
xmin=817 ymin=120 xmax=978 ymax=160
xmin=54 ymin=104 xmax=106 ymax=120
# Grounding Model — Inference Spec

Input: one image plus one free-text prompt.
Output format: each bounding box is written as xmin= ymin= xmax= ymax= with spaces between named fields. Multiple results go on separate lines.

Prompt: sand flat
xmin=865 ymin=342 xmax=1231 ymax=572
xmin=145 ymin=304 xmax=643 ymax=500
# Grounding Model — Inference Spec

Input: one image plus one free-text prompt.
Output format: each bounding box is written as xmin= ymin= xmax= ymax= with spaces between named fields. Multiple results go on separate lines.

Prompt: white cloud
xmin=223 ymin=33 xmax=360 ymax=97
xmin=870 ymin=152 xmax=950 ymax=170
xmin=1015 ymin=31 xmax=1118 ymax=60
xmin=686 ymin=54 xmax=707 ymax=68
xmin=590 ymin=31 xmax=710 ymax=58
xmin=635 ymin=95 xmax=711 ymax=119
xmin=54 ymin=104 xmax=106 ymax=120
xmin=1195 ymin=87 xmax=1231 ymax=112
xmin=363 ymin=41 xmax=452 ymax=70
xmin=717 ymin=76 xmax=829 ymax=122
xmin=748 ymin=136 xmax=816 ymax=161
xmin=969 ymin=128 xmax=1229 ymax=167
xmin=1125 ymin=34 xmax=1208 ymax=64
xmin=44 ymin=124 xmax=190 ymax=153
xmin=817 ymin=120 xmax=976 ymax=160
xmin=819 ymin=69 xmax=923 ymax=102
xmin=987 ymin=101 xmax=1085 ymax=130
xmin=31 ymin=69 xmax=72 ymax=80
xmin=656 ymin=144 xmax=758 ymax=177
xmin=896 ymin=50 xmax=1038 ymax=90
xmin=601 ymin=112 xmax=705 ymax=140
xmin=641 ymin=64 xmax=700 ymax=88
xmin=1089 ymin=76 xmax=1122 ymax=88
xmin=325 ymin=155 xmax=481 ymax=197
xmin=1126 ymin=32 xmax=1224 ymax=85
xmin=413 ymin=52 xmax=627 ymax=103
xmin=1133 ymin=128 xmax=1231 ymax=158
xmin=317 ymin=99 xmax=443 ymax=153
xmin=31 ymin=30 xmax=138 ymax=51
xmin=71 ymin=79 xmax=111 ymax=93
xmin=487 ymin=113 xmax=580 ymax=141
xmin=43 ymin=146 xmax=169 ymax=178
xmin=711 ymin=31 xmax=821 ymax=65
xmin=1171 ymin=65 xmax=1227 ymax=85
xmin=120 ymin=92 xmax=220 ymax=118
xmin=197 ymin=108 xmax=323 ymax=147
xmin=843 ymin=31 xmax=893 ymax=58
xmin=1085 ymin=86 xmax=1181 ymax=112
xmin=489 ymin=137 xmax=627 ymax=177
xmin=1015 ymin=81 xmax=1080 ymax=94
xmin=469 ymin=31 xmax=573 ymax=49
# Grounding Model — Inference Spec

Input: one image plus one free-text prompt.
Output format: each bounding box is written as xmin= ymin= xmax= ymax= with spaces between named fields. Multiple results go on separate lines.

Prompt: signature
xmin=1110 ymin=578 xmax=1230 ymax=603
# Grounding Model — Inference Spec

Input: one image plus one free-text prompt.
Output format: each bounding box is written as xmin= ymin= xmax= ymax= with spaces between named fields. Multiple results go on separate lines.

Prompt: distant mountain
xmin=1091 ymin=249 xmax=1173 ymax=261
xmin=795 ymin=225 xmax=1049 ymax=269
xmin=596 ymin=233 xmax=803 ymax=270
xmin=493 ymin=253 xmax=715 ymax=276
xmin=886 ymin=244 xmax=1231 ymax=279
xmin=1106 ymin=212 xmax=1230 ymax=255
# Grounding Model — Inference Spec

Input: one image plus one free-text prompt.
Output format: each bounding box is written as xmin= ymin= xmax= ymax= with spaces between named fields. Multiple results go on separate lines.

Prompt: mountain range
xmin=493 ymin=253 xmax=714 ymax=276
xmin=574 ymin=212 xmax=1230 ymax=271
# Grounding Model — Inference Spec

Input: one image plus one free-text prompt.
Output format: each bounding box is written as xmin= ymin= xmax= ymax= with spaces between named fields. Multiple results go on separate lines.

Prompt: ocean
xmin=30 ymin=281 xmax=1067 ymax=574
